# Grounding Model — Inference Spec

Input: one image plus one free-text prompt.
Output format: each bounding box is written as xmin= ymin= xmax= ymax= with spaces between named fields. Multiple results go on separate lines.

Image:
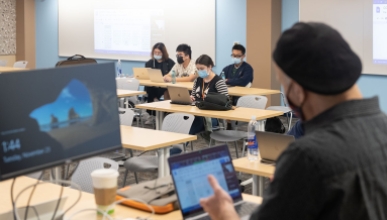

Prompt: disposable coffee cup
xmin=91 ymin=169 xmax=119 ymax=215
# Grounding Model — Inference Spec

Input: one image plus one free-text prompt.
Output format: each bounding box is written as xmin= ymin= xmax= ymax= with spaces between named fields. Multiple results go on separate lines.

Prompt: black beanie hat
xmin=273 ymin=22 xmax=362 ymax=95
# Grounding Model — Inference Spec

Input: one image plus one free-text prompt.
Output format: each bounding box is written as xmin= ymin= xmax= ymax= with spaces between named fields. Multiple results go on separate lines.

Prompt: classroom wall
xmin=36 ymin=0 xmax=387 ymax=112
xmin=282 ymin=0 xmax=387 ymax=113
xmin=35 ymin=0 xmax=246 ymax=74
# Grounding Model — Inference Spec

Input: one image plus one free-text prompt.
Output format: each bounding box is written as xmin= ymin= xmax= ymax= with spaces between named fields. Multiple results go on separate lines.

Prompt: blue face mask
xmin=154 ymin=55 xmax=162 ymax=60
xmin=198 ymin=69 xmax=209 ymax=78
xmin=232 ymin=57 xmax=242 ymax=64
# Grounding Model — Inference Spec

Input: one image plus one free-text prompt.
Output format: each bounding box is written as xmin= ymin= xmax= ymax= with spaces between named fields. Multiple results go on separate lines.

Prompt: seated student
xmin=189 ymin=54 xmax=228 ymax=136
xmin=144 ymin=43 xmax=175 ymax=124
xmin=200 ymin=22 xmax=387 ymax=220
xmin=222 ymin=43 xmax=253 ymax=87
xmin=163 ymin=44 xmax=197 ymax=83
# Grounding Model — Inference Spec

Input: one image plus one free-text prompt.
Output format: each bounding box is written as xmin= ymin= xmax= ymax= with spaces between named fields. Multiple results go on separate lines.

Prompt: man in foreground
xmin=200 ymin=22 xmax=387 ymax=220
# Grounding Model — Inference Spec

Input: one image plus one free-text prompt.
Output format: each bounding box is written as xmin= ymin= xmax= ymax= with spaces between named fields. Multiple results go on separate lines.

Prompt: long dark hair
xmin=151 ymin=42 xmax=169 ymax=60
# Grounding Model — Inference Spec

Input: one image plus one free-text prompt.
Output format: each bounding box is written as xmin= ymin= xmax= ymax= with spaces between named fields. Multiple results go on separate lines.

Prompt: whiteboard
xmin=300 ymin=0 xmax=387 ymax=75
xmin=58 ymin=0 xmax=216 ymax=63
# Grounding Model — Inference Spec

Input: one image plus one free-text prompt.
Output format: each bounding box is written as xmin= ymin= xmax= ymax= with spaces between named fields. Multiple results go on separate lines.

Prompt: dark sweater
xmin=145 ymin=58 xmax=175 ymax=75
xmin=221 ymin=62 xmax=253 ymax=87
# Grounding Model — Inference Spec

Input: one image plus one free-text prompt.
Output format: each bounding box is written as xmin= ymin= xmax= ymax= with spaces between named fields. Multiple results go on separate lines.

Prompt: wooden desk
xmin=120 ymin=126 xmax=197 ymax=177
xmin=116 ymin=89 xmax=146 ymax=98
xmin=228 ymin=87 xmax=280 ymax=96
xmin=233 ymin=157 xmax=275 ymax=196
xmin=0 ymin=176 xmax=262 ymax=220
xmin=0 ymin=66 xmax=27 ymax=73
xmin=138 ymin=79 xmax=193 ymax=90
xmin=136 ymin=101 xmax=283 ymax=130
xmin=138 ymin=79 xmax=281 ymax=96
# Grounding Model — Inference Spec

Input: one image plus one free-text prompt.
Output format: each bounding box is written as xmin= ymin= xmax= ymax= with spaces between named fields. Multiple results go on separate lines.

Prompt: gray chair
xmin=0 ymin=60 xmax=7 ymax=67
xmin=266 ymin=92 xmax=293 ymax=131
xmin=13 ymin=60 xmax=28 ymax=68
xmin=71 ymin=157 xmax=118 ymax=193
xmin=209 ymin=95 xmax=268 ymax=158
xmin=122 ymin=113 xmax=195 ymax=186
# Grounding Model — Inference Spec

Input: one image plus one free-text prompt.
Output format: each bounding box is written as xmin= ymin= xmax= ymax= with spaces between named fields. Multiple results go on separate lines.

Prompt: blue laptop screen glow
xmin=169 ymin=146 xmax=241 ymax=215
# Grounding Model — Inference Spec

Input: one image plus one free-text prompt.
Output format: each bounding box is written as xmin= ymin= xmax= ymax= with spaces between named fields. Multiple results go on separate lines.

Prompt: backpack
xmin=265 ymin=117 xmax=286 ymax=133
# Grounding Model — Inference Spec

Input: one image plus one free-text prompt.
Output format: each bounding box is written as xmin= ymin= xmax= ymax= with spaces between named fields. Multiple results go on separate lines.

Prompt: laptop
xmin=168 ymin=86 xmax=196 ymax=105
xmin=257 ymin=131 xmax=295 ymax=164
xmin=133 ymin=67 xmax=150 ymax=79
xmin=148 ymin=69 xmax=165 ymax=83
xmin=168 ymin=145 xmax=259 ymax=220
xmin=0 ymin=196 xmax=68 ymax=220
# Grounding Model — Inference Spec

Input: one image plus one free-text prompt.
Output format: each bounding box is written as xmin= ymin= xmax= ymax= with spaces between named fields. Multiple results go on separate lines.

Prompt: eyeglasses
xmin=231 ymin=54 xmax=243 ymax=58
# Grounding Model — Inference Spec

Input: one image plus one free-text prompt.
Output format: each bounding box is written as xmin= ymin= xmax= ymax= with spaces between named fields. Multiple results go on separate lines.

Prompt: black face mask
xmin=286 ymin=83 xmax=306 ymax=121
xmin=177 ymin=56 xmax=184 ymax=64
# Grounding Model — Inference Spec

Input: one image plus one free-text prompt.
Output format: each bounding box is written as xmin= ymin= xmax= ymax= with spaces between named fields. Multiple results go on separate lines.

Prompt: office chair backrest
xmin=236 ymin=95 xmax=268 ymax=109
xmin=162 ymin=113 xmax=195 ymax=134
xmin=0 ymin=60 xmax=7 ymax=67
xmin=71 ymin=157 xmax=119 ymax=193
xmin=119 ymin=108 xmax=135 ymax=126
xmin=14 ymin=61 xmax=28 ymax=68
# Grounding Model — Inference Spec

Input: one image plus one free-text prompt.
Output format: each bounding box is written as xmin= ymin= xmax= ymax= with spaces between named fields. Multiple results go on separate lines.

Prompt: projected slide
xmin=373 ymin=0 xmax=387 ymax=64
xmin=94 ymin=8 xmax=165 ymax=56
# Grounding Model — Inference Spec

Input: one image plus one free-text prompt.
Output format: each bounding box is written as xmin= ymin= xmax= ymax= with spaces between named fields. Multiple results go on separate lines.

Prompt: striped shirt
xmin=191 ymin=74 xmax=228 ymax=100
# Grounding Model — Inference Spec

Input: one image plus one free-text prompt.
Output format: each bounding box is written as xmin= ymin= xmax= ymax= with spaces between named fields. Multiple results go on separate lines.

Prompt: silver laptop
xmin=257 ymin=131 xmax=295 ymax=164
xmin=168 ymin=86 xmax=195 ymax=105
xmin=148 ymin=69 xmax=165 ymax=83
xmin=168 ymin=145 xmax=259 ymax=220
xmin=133 ymin=67 xmax=150 ymax=79
xmin=0 ymin=196 xmax=67 ymax=220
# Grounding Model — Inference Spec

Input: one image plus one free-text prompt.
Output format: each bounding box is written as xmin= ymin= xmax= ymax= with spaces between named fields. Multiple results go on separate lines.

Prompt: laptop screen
xmin=168 ymin=145 xmax=242 ymax=217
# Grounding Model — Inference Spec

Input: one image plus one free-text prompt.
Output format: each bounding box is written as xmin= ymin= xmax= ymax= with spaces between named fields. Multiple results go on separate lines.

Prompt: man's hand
xmin=190 ymin=96 xmax=196 ymax=102
xmin=200 ymin=175 xmax=240 ymax=220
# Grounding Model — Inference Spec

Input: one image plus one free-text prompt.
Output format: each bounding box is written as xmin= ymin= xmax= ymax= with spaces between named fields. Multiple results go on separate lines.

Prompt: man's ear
xmin=292 ymin=82 xmax=306 ymax=106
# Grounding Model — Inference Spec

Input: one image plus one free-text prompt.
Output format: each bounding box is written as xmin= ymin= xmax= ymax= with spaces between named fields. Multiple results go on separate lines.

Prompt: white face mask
xmin=154 ymin=55 xmax=162 ymax=60
xmin=232 ymin=57 xmax=242 ymax=64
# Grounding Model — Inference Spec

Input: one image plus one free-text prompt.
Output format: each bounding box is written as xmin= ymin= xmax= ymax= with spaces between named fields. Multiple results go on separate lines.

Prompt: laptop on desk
xmin=133 ymin=67 xmax=150 ymax=79
xmin=168 ymin=145 xmax=259 ymax=220
xmin=257 ymin=131 xmax=295 ymax=164
xmin=148 ymin=69 xmax=165 ymax=83
xmin=168 ymin=86 xmax=196 ymax=105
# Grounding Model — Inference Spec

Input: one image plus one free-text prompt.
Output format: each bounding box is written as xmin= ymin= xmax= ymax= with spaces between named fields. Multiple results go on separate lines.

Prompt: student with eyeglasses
xmin=221 ymin=43 xmax=254 ymax=88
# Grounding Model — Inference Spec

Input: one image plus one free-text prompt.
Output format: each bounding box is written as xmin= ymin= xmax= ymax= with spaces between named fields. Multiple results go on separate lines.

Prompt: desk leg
xmin=252 ymin=175 xmax=264 ymax=196
xmin=164 ymin=147 xmax=170 ymax=176
xmin=155 ymin=111 xmax=164 ymax=130
xmin=158 ymin=148 xmax=165 ymax=177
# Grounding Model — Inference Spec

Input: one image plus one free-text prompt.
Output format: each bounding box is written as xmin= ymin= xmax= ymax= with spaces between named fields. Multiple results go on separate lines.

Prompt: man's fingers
xmin=208 ymin=175 xmax=222 ymax=193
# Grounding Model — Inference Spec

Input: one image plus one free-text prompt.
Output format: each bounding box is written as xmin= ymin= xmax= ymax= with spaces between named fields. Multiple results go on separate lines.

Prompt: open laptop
xmin=133 ymin=67 xmax=150 ymax=79
xmin=168 ymin=145 xmax=259 ymax=220
xmin=168 ymin=86 xmax=196 ymax=105
xmin=148 ymin=69 xmax=165 ymax=83
xmin=257 ymin=131 xmax=295 ymax=164
xmin=0 ymin=196 xmax=67 ymax=220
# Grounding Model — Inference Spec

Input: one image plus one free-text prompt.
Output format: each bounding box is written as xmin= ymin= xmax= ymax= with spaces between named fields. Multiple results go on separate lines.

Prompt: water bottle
xmin=171 ymin=70 xmax=176 ymax=84
xmin=116 ymin=59 xmax=122 ymax=78
xmin=247 ymin=115 xmax=259 ymax=161
xmin=220 ymin=71 xmax=225 ymax=80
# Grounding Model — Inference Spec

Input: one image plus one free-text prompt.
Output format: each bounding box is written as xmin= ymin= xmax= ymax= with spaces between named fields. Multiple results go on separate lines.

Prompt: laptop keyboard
xmin=196 ymin=202 xmax=258 ymax=220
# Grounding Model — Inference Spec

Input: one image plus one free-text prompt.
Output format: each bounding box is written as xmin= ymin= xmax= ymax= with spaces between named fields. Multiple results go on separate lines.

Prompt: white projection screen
xmin=58 ymin=0 xmax=215 ymax=62
xmin=300 ymin=0 xmax=387 ymax=75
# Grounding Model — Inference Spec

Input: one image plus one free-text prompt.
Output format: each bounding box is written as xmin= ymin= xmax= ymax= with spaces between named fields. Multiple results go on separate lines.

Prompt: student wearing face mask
xmin=189 ymin=54 xmax=228 ymax=137
xmin=144 ymin=43 xmax=175 ymax=124
xmin=163 ymin=44 xmax=197 ymax=83
xmin=221 ymin=43 xmax=253 ymax=87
